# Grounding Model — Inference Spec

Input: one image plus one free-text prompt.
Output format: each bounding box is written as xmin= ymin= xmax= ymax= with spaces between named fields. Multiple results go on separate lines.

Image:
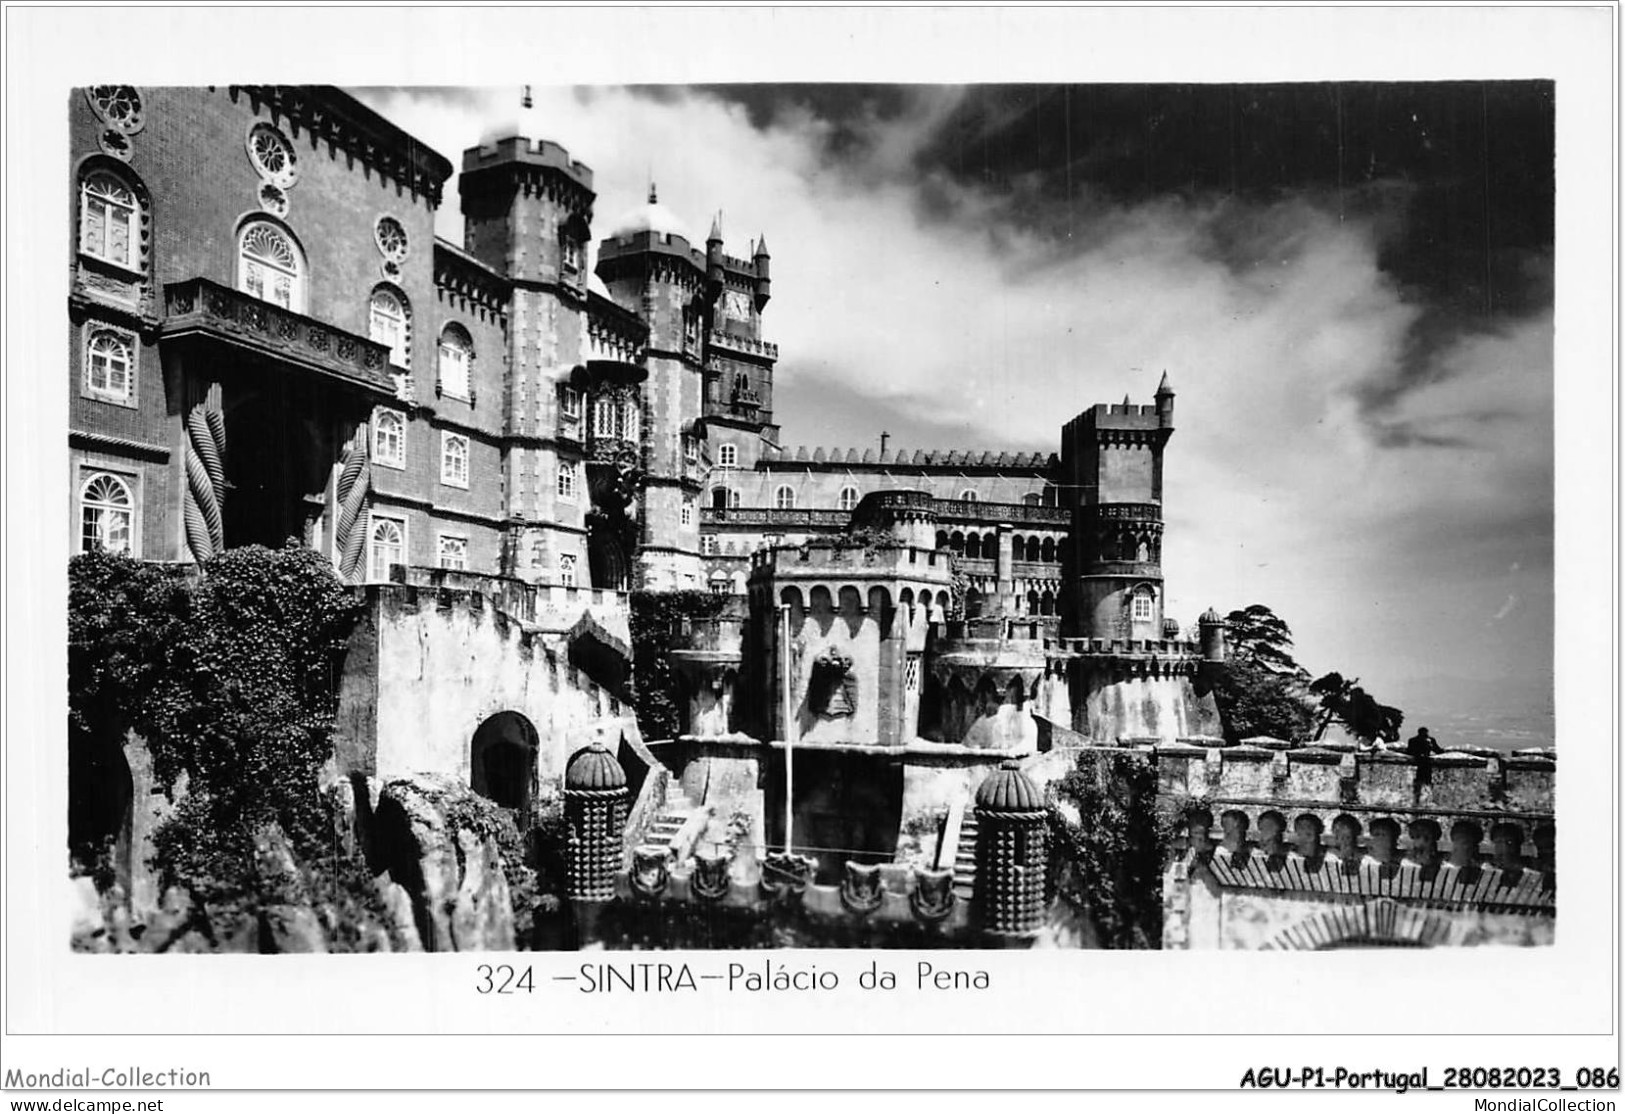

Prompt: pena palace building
xmin=68 ymin=84 xmax=1069 ymax=611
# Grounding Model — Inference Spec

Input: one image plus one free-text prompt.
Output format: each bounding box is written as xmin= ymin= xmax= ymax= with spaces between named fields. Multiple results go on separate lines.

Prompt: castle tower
xmin=1060 ymin=375 xmax=1175 ymax=641
xmin=594 ymin=186 xmax=709 ymax=590
xmin=458 ymin=129 xmax=599 ymax=586
xmin=698 ymin=224 xmax=778 ymax=486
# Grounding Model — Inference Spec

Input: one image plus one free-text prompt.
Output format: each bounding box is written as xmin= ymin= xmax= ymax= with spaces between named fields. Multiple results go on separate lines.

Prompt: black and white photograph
xmin=3 ymin=2 xmax=1618 ymax=1101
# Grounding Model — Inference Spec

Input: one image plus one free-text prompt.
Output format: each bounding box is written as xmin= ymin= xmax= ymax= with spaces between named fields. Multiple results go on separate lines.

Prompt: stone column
xmin=995 ymin=524 xmax=1015 ymax=616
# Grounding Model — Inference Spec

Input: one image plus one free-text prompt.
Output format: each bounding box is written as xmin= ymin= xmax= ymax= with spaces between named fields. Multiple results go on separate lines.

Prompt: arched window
xmin=85 ymin=329 xmax=133 ymax=402
xmin=680 ymin=496 xmax=695 ymax=527
xmin=558 ymin=554 xmax=578 ymax=587
xmin=238 ymin=221 xmax=303 ymax=311
xmin=594 ymin=397 xmax=616 ymax=438
xmin=367 ymin=514 xmax=406 ymax=581
xmin=557 ymin=460 xmax=577 ymax=502
xmin=960 ymin=488 xmax=978 ymax=502
xmin=622 ymin=400 xmax=641 ymax=442
xmin=369 ymin=286 xmax=410 ymax=368
xmin=440 ymin=432 xmax=469 ymax=488
xmin=774 ymin=484 xmax=796 ymax=510
xmin=436 ymin=534 xmax=468 ymax=570
xmin=716 ymin=443 xmax=738 ymax=468
xmin=79 ymin=172 xmax=139 ymax=270
xmin=80 ymin=471 xmax=133 ymax=555
xmin=838 ymin=485 xmax=860 ymax=512
xmin=1023 ymin=492 xmax=1042 ymax=507
xmin=372 ymin=409 xmax=405 ymax=468
xmin=1131 ymin=587 xmax=1155 ymax=623
xmin=437 ymin=326 xmax=472 ymax=400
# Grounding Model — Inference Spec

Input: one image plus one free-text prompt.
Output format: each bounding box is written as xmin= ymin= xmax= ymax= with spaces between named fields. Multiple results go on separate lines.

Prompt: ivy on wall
xmin=69 ymin=544 xmax=379 ymax=937
xmin=1046 ymin=749 xmax=1177 ymax=949
xmin=626 ymin=590 xmax=729 ymax=740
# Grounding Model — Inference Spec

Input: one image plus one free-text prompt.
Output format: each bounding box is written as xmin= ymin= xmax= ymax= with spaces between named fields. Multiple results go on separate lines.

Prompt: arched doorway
xmin=470 ymin=712 xmax=539 ymax=827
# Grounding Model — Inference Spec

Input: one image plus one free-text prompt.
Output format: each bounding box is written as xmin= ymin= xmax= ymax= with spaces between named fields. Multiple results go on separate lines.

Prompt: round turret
xmin=973 ymin=760 xmax=1048 ymax=938
xmin=565 ymin=742 xmax=627 ymax=791
xmin=1198 ymin=606 xmax=1227 ymax=663
xmin=563 ymin=742 xmax=628 ymax=903
xmin=973 ymin=759 xmax=1044 ymax=813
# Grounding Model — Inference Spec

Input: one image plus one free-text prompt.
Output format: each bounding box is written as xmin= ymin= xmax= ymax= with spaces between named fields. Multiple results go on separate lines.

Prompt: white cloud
xmin=357 ymin=84 xmax=1552 ymax=700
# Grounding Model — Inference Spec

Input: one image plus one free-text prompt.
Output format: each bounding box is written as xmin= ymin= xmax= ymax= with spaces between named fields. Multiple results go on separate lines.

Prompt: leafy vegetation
xmin=69 ymin=544 xmax=382 ymax=943
xmin=1212 ymin=603 xmax=1404 ymax=745
xmin=1046 ymin=750 xmax=1176 ymax=948
xmin=626 ymin=590 xmax=730 ymax=740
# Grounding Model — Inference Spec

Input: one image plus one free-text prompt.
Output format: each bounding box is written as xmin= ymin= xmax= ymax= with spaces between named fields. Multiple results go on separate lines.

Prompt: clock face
xmin=724 ymin=289 xmax=752 ymax=322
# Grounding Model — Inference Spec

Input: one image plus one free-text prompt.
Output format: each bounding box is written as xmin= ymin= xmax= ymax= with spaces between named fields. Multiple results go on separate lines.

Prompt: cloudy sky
xmin=353 ymin=82 xmax=1555 ymax=722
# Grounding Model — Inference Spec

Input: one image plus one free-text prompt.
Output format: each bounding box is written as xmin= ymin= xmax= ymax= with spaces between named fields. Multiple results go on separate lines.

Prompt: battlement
xmin=460 ymin=135 xmax=595 ymax=191
xmin=707 ymin=329 xmax=778 ymax=360
xmin=763 ymin=446 xmax=1056 ymax=470
xmin=597 ymin=229 xmax=706 ymax=266
xmin=1149 ymin=741 xmax=1556 ymax=817
xmin=388 ymin=565 xmax=630 ymax=645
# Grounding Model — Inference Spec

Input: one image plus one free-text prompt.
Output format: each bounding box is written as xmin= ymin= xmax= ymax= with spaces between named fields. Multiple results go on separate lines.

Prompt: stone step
xmin=951 ymin=816 xmax=980 ymax=898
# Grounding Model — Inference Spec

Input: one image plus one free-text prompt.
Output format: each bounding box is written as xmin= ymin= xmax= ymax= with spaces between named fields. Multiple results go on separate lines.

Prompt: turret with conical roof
xmin=752 ymin=232 xmax=772 ymax=309
xmin=1156 ymin=370 xmax=1175 ymax=428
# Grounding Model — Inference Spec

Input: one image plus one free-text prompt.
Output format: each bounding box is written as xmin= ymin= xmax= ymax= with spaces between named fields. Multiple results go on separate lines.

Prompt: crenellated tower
xmin=592 ymin=186 xmax=711 ymax=590
xmin=459 ymin=132 xmax=600 ymax=585
xmin=699 ymin=219 xmax=780 ymax=469
xmin=1060 ymin=371 xmax=1176 ymax=641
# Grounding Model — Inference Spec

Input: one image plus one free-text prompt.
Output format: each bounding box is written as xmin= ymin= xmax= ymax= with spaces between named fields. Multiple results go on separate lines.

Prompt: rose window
xmin=86 ymin=86 xmax=144 ymax=133
xmin=374 ymin=216 xmax=409 ymax=264
xmin=247 ymin=123 xmax=298 ymax=188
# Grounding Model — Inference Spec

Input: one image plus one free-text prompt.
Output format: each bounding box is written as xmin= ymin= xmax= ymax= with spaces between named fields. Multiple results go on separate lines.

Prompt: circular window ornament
xmin=258 ymin=182 xmax=289 ymax=218
xmin=85 ymin=86 xmax=145 ymax=134
xmin=246 ymin=122 xmax=298 ymax=189
xmin=374 ymin=216 xmax=409 ymax=265
xmin=97 ymin=129 xmax=133 ymax=161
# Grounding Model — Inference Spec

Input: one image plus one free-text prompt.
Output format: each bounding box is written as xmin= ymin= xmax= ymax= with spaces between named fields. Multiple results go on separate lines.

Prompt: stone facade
xmin=1157 ymin=741 xmax=1556 ymax=949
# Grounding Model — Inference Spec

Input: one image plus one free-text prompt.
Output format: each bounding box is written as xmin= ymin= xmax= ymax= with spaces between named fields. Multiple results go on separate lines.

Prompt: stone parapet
xmin=1151 ymin=742 xmax=1555 ymax=815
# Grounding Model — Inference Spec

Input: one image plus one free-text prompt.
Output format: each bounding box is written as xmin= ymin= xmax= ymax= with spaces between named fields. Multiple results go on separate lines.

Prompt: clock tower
xmin=701 ymin=217 xmax=779 ymax=468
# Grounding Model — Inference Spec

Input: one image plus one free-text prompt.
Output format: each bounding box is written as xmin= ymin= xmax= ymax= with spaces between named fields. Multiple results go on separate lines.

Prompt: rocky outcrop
xmin=73 ymin=773 xmax=529 ymax=954
xmin=369 ymin=774 xmax=521 ymax=952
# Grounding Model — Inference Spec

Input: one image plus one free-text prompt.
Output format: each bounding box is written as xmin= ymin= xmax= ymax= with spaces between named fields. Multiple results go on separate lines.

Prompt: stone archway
xmin=1261 ymin=898 xmax=1453 ymax=950
xmin=470 ymin=711 xmax=539 ymax=827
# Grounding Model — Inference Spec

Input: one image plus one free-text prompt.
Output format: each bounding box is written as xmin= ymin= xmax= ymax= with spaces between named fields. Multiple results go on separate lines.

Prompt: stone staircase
xmin=951 ymin=814 xmax=980 ymax=901
xmin=639 ymin=789 xmax=702 ymax=859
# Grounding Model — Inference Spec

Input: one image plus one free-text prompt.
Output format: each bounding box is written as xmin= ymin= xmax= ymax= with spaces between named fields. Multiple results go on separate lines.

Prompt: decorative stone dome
xmin=607 ymin=185 xmax=693 ymax=243
xmin=1199 ymin=606 xmax=1224 ymax=625
xmin=973 ymin=759 xmax=1044 ymax=813
xmin=564 ymin=743 xmax=626 ymax=791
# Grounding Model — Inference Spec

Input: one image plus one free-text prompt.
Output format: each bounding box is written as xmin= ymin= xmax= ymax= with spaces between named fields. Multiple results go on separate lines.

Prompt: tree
xmin=1223 ymin=604 xmax=1309 ymax=679
xmin=1212 ymin=604 xmax=1316 ymax=743
xmin=1308 ymin=672 xmax=1405 ymax=744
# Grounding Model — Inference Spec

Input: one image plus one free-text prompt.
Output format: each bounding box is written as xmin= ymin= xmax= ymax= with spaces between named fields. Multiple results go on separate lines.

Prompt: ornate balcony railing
xmin=1083 ymin=502 xmax=1162 ymax=522
xmin=161 ymin=278 xmax=395 ymax=395
xmin=701 ymin=507 xmax=851 ymax=528
xmin=931 ymin=498 xmax=1071 ymax=526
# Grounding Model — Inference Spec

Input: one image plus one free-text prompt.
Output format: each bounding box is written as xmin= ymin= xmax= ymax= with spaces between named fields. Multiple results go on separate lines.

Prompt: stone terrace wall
xmin=335 ymin=584 xmax=633 ymax=789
